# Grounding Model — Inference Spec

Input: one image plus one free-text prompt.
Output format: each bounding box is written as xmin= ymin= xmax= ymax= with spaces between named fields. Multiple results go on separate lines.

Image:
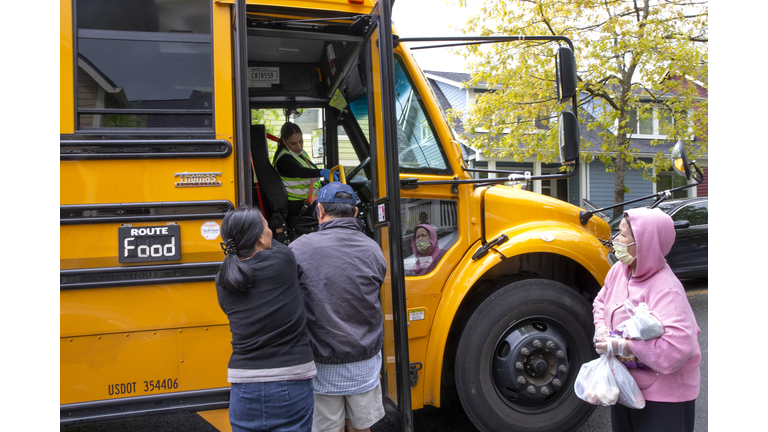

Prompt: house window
xmin=656 ymin=172 xmax=689 ymax=199
xmin=628 ymin=105 xmax=674 ymax=138
xmin=420 ymin=120 xmax=433 ymax=141
xmin=472 ymin=161 xmax=488 ymax=179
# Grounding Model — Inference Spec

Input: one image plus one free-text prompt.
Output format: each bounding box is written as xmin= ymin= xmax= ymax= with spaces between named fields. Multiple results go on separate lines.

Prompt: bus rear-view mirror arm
xmin=579 ymin=141 xmax=704 ymax=225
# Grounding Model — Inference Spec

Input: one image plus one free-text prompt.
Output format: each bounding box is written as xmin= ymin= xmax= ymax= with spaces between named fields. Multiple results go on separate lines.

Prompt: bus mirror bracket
xmin=559 ymin=111 xmax=580 ymax=165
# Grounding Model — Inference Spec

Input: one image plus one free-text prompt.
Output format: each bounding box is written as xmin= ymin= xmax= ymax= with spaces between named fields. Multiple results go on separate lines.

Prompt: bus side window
xmin=401 ymin=199 xmax=458 ymax=276
xmin=75 ymin=0 xmax=213 ymax=130
xmin=392 ymin=56 xmax=451 ymax=176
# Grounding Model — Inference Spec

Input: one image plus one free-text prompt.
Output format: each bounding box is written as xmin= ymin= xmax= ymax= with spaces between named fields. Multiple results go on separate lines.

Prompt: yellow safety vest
xmin=274 ymin=148 xmax=321 ymax=201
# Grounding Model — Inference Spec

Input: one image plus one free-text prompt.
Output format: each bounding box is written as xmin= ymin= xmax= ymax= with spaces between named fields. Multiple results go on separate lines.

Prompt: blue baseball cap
xmin=313 ymin=182 xmax=357 ymax=217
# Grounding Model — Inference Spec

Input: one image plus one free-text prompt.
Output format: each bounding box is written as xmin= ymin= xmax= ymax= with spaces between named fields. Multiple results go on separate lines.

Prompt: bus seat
xmin=250 ymin=125 xmax=291 ymax=238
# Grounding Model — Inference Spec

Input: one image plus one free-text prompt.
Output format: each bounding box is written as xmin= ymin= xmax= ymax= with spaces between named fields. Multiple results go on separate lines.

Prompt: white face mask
xmin=288 ymin=148 xmax=301 ymax=157
xmin=416 ymin=240 xmax=431 ymax=254
xmin=613 ymin=241 xmax=636 ymax=265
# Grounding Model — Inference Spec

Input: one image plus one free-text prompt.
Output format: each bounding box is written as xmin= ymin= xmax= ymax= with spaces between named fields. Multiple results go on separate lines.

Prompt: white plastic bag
xmin=574 ymin=352 xmax=619 ymax=406
xmin=575 ymin=343 xmax=645 ymax=409
xmin=609 ymin=349 xmax=646 ymax=409
xmin=616 ymin=299 xmax=664 ymax=340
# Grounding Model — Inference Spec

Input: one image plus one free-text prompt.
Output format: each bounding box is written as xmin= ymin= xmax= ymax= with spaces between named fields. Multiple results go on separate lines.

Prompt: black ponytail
xmin=215 ymin=206 xmax=266 ymax=293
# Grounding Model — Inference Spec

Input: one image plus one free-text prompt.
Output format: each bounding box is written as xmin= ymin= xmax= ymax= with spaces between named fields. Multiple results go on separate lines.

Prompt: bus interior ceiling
xmin=245 ymin=13 xmax=369 ymax=108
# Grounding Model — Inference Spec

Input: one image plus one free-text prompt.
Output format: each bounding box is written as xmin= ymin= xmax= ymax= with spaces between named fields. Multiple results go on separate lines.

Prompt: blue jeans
xmin=229 ymin=379 xmax=314 ymax=432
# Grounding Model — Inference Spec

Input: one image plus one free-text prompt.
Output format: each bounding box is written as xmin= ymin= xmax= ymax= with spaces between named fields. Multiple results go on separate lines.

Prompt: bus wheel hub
xmin=492 ymin=319 xmax=571 ymax=407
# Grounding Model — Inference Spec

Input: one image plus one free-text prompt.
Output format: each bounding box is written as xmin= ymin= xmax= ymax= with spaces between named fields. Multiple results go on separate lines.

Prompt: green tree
xmin=452 ymin=0 xmax=707 ymax=218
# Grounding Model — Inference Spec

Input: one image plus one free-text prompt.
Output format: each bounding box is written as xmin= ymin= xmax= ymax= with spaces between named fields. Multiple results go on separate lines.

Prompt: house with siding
xmin=425 ymin=70 xmax=708 ymax=216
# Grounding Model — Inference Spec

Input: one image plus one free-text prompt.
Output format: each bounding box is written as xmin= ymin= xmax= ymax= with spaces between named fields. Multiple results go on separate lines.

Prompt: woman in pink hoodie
xmin=593 ymin=207 xmax=701 ymax=432
xmin=410 ymin=224 xmax=446 ymax=276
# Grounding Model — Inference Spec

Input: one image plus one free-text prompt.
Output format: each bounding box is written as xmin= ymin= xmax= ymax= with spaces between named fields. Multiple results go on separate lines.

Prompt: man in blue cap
xmin=289 ymin=181 xmax=387 ymax=432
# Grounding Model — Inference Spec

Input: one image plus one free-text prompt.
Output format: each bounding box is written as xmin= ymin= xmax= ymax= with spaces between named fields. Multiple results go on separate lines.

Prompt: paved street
xmin=62 ymin=279 xmax=707 ymax=432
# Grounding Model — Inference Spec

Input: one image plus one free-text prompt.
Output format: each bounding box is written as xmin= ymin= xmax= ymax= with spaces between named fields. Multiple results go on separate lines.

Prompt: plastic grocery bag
xmin=574 ymin=352 xmax=619 ymax=406
xmin=575 ymin=343 xmax=645 ymax=408
xmin=616 ymin=299 xmax=664 ymax=340
xmin=610 ymin=353 xmax=646 ymax=409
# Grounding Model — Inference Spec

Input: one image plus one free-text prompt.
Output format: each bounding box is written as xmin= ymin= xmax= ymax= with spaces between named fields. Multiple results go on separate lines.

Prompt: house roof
xmin=424 ymin=70 xmax=500 ymax=89
xmin=424 ymin=70 xmax=470 ymax=85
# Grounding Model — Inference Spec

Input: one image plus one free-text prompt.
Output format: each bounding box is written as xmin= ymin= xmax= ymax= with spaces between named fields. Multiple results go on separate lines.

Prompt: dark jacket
xmin=216 ymin=242 xmax=314 ymax=370
xmin=289 ymin=218 xmax=387 ymax=364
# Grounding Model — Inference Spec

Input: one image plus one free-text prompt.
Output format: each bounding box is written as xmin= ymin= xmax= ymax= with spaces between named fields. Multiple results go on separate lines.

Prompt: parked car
xmin=608 ymin=197 xmax=708 ymax=279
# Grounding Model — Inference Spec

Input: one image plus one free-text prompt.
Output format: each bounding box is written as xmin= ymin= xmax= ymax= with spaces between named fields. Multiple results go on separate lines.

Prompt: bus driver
xmin=272 ymin=122 xmax=338 ymax=221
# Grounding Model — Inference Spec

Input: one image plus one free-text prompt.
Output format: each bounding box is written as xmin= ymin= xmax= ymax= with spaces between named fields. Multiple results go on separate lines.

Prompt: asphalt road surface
xmin=61 ymin=279 xmax=707 ymax=432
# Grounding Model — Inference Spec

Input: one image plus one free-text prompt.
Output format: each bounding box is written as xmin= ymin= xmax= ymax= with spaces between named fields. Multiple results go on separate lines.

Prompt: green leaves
xmin=456 ymin=0 xmax=707 ymax=202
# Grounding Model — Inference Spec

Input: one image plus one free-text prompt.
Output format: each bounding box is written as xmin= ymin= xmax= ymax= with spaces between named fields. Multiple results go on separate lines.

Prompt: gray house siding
xmin=568 ymin=175 xmax=580 ymax=206
xmin=588 ymin=159 xmax=654 ymax=210
xmin=435 ymin=81 xmax=467 ymax=114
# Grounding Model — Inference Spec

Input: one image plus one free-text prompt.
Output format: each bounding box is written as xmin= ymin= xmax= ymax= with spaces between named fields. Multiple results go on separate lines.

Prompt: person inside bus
xmin=409 ymin=223 xmax=446 ymax=276
xmin=272 ymin=122 xmax=338 ymax=221
xmin=215 ymin=206 xmax=316 ymax=432
xmin=593 ymin=208 xmax=701 ymax=432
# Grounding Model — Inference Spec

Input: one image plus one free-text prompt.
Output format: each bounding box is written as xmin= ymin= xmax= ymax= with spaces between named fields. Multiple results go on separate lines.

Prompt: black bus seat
xmin=250 ymin=124 xmax=291 ymax=242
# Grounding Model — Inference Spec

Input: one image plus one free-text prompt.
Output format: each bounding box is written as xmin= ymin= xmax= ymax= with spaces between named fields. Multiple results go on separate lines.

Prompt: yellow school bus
xmin=60 ymin=1 xmax=613 ymax=431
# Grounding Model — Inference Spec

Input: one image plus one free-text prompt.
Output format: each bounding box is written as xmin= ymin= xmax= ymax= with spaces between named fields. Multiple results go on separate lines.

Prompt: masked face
xmin=414 ymin=227 xmax=431 ymax=254
xmin=416 ymin=240 xmax=431 ymax=254
xmin=614 ymin=217 xmax=637 ymax=266
xmin=613 ymin=241 xmax=636 ymax=265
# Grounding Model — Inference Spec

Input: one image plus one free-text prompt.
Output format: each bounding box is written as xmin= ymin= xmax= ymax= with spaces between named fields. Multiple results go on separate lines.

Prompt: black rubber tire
xmin=455 ymin=279 xmax=596 ymax=432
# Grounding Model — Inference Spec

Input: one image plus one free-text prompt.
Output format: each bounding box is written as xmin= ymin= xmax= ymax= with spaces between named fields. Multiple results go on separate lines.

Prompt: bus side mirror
xmin=556 ymin=46 xmax=577 ymax=103
xmin=671 ymin=140 xmax=692 ymax=180
xmin=559 ymin=111 xmax=580 ymax=165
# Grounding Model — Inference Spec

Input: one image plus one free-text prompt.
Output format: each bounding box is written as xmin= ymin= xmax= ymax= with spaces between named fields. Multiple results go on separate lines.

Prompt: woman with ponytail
xmin=215 ymin=206 xmax=316 ymax=432
xmin=272 ymin=122 xmax=338 ymax=220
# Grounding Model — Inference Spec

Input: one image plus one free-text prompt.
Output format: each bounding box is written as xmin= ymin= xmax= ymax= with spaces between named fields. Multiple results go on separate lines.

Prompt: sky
xmin=391 ymin=0 xmax=482 ymax=73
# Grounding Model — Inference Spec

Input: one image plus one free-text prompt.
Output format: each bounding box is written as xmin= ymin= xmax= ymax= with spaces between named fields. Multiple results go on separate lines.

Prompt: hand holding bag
xmin=575 ymin=342 xmax=645 ymax=409
xmin=574 ymin=347 xmax=620 ymax=406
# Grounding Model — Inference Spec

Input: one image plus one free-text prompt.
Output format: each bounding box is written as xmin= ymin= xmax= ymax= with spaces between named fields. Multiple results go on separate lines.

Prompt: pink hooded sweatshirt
xmin=593 ymin=207 xmax=701 ymax=403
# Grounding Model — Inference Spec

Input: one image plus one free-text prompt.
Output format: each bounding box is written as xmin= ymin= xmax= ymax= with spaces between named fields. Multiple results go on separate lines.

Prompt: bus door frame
xmin=234 ymin=0 xmax=253 ymax=207
xmin=370 ymin=1 xmax=414 ymax=431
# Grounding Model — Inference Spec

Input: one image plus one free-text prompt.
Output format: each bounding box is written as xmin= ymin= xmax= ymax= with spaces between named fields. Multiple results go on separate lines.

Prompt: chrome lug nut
xmin=527 ymin=385 xmax=536 ymax=394
xmin=556 ymin=350 xmax=565 ymax=358
xmin=517 ymin=376 xmax=526 ymax=385
xmin=521 ymin=347 xmax=530 ymax=356
xmin=552 ymin=379 xmax=562 ymax=387
xmin=546 ymin=341 xmax=556 ymax=349
xmin=533 ymin=339 xmax=542 ymax=348
xmin=515 ymin=361 xmax=524 ymax=370
xmin=541 ymin=386 xmax=551 ymax=395
xmin=559 ymin=365 xmax=567 ymax=373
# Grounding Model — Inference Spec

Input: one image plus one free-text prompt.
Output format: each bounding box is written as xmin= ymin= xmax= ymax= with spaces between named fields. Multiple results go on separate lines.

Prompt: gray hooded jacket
xmin=289 ymin=218 xmax=387 ymax=364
